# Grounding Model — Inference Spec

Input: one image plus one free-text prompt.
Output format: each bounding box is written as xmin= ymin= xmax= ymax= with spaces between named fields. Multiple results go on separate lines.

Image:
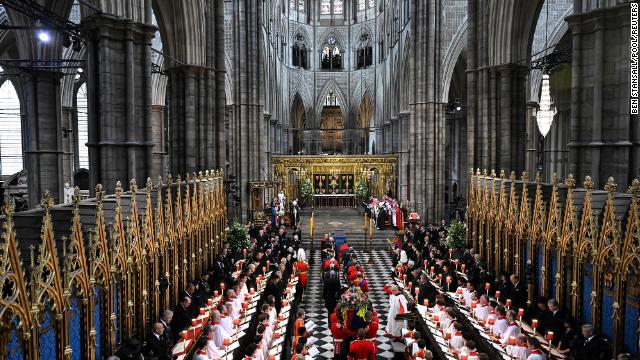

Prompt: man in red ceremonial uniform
xmin=324 ymin=256 xmax=340 ymax=271
xmin=339 ymin=240 xmax=349 ymax=259
xmin=348 ymin=328 xmax=376 ymax=360
xmin=295 ymin=260 xmax=308 ymax=288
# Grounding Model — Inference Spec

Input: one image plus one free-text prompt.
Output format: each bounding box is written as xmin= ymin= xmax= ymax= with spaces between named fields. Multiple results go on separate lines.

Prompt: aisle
xmin=299 ymin=249 xmax=397 ymax=359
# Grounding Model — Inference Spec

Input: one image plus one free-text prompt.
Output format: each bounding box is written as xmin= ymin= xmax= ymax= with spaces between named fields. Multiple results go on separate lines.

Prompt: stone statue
xmin=63 ymin=183 xmax=74 ymax=204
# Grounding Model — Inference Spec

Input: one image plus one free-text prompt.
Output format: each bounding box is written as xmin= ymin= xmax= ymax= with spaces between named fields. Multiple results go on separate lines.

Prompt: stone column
xmin=166 ymin=65 xmax=223 ymax=175
xmin=566 ymin=4 xmax=636 ymax=186
xmin=525 ymin=101 xmax=539 ymax=178
xmin=150 ymin=105 xmax=166 ymax=179
xmin=409 ymin=0 xmax=445 ymax=222
xmin=82 ymin=14 xmax=156 ymax=192
xmin=61 ymin=106 xmax=75 ymax=187
xmin=21 ymin=70 xmax=64 ymax=206
xmin=229 ymin=0 xmax=267 ymax=221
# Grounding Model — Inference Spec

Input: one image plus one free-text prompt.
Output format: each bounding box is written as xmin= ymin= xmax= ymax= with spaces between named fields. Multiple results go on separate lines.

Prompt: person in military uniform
xmin=348 ymin=328 xmax=376 ymax=360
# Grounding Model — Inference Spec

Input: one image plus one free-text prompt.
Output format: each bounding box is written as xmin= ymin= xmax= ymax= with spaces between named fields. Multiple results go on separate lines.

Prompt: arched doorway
xmin=357 ymin=93 xmax=373 ymax=154
xmin=291 ymin=94 xmax=305 ymax=154
xmin=320 ymin=91 xmax=343 ymax=154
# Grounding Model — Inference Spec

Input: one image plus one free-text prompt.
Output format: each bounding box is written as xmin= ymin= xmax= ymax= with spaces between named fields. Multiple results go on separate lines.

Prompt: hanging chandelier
xmin=535 ymin=74 xmax=557 ymax=137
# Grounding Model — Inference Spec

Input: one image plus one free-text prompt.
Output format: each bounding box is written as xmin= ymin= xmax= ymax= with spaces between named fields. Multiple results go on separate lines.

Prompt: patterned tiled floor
xmin=299 ymin=249 xmax=397 ymax=359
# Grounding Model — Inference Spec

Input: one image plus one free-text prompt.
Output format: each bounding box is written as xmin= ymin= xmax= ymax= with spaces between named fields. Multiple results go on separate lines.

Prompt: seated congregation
xmin=383 ymin=221 xmax=614 ymax=360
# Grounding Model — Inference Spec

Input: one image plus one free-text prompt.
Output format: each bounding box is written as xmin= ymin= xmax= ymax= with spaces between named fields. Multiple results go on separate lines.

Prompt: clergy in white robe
xmin=385 ymin=285 xmax=408 ymax=338
xmin=462 ymin=286 xmax=475 ymax=307
xmin=211 ymin=311 xmax=231 ymax=349
xmin=220 ymin=312 xmax=235 ymax=336
xmin=506 ymin=335 xmax=532 ymax=360
xmin=527 ymin=350 xmax=546 ymax=360
xmin=526 ymin=338 xmax=546 ymax=360
xmin=500 ymin=322 xmax=521 ymax=345
xmin=449 ymin=324 xmax=465 ymax=349
xmin=473 ymin=295 xmax=490 ymax=321
xmin=493 ymin=315 xmax=508 ymax=336
xmin=201 ymin=325 xmax=225 ymax=360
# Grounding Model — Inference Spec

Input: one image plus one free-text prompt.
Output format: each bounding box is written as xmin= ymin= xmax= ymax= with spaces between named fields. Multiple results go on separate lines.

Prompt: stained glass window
xmin=333 ymin=0 xmax=343 ymax=14
xmin=321 ymin=0 xmax=331 ymax=14
xmin=359 ymin=0 xmax=375 ymax=10
xmin=76 ymin=83 xmax=89 ymax=169
xmin=0 ymin=80 xmax=23 ymax=175
xmin=291 ymin=0 xmax=304 ymax=12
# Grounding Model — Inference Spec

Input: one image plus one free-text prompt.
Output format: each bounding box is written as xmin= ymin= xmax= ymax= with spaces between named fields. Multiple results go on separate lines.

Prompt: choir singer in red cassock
xmin=348 ymin=328 xmax=376 ymax=360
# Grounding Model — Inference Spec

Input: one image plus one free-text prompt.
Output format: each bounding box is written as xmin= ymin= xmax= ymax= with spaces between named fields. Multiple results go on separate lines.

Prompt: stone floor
xmin=296 ymin=209 xmax=403 ymax=359
xmin=299 ymin=250 xmax=398 ymax=359
xmin=299 ymin=207 xmax=399 ymax=251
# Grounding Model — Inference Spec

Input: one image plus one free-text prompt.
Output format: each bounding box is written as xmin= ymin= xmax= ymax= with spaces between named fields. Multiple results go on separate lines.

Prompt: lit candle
xmin=423 ymin=299 xmax=429 ymax=307
xmin=403 ymin=274 xmax=407 ymax=282
xmin=278 ymin=315 xmax=284 ymax=322
xmin=454 ymin=259 xmax=459 ymax=270
xmin=461 ymin=264 xmax=466 ymax=272
xmin=220 ymin=283 xmax=225 ymax=290
xmin=207 ymin=299 xmax=213 ymax=306
xmin=262 ymin=266 xmax=266 ymax=274
xmin=274 ymin=332 xmax=281 ymax=339
xmin=449 ymin=248 xmax=453 ymax=258
xmin=224 ymin=338 xmax=231 ymax=347
xmin=461 ymin=354 xmax=468 ymax=360
xmin=505 ymin=298 xmax=512 ymax=309
xmin=546 ymin=331 xmax=554 ymax=342
xmin=415 ymin=287 xmax=420 ymax=296
xmin=199 ymin=308 xmax=205 ymax=315
xmin=471 ymin=300 xmax=478 ymax=309
xmin=488 ymin=317 xmax=495 ymax=326
xmin=423 ymin=259 xmax=428 ymax=268
xmin=430 ymin=266 xmax=435 ymax=275
xmin=408 ymin=282 xmax=413 ymax=289
xmin=181 ymin=330 xmax=188 ymax=340
xmin=233 ymin=318 xmax=240 ymax=327
xmin=485 ymin=282 xmax=490 ymax=295
xmin=532 ymin=319 xmax=539 ymax=334
xmin=214 ymin=290 xmax=219 ymax=297
xmin=250 ymin=288 xmax=255 ymax=295
xmin=191 ymin=319 xmax=197 ymax=327
xmin=509 ymin=336 xmax=516 ymax=346
xmin=495 ymin=290 xmax=500 ymax=299
xmin=242 ymin=302 xmax=248 ymax=309
xmin=269 ymin=355 xmax=276 ymax=360
xmin=517 ymin=308 xmax=525 ymax=318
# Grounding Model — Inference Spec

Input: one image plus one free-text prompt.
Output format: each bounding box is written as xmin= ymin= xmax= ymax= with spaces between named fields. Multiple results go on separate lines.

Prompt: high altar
xmin=272 ymin=155 xmax=397 ymax=208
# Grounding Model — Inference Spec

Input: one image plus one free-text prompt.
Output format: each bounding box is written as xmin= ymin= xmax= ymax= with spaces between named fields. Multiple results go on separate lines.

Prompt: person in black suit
xmin=145 ymin=322 xmax=172 ymax=360
xmin=510 ymin=274 xmax=527 ymax=310
xmin=546 ymin=298 xmax=566 ymax=346
xmin=159 ymin=309 xmax=173 ymax=345
xmin=573 ymin=324 xmax=612 ymax=360
xmin=179 ymin=282 xmax=198 ymax=317
xmin=323 ymin=269 xmax=341 ymax=326
xmin=496 ymin=272 xmax=513 ymax=304
xmin=171 ymin=296 xmax=192 ymax=341
xmin=417 ymin=274 xmax=436 ymax=306
xmin=196 ymin=273 xmax=211 ymax=301
xmin=265 ymin=274 xmax=282 ymax=312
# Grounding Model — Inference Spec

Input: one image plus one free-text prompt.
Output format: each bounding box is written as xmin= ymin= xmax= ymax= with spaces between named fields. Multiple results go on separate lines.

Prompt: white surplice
xmin=385 ymin=293 xmax=408 ymax=337
xmin=499 ymin=323 xmax=521 ymax=345
xmin=506 ymin=344 xmax=531 ymax=360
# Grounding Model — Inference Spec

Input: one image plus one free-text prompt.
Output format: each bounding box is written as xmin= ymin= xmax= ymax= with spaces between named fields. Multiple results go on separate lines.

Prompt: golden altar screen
xmin=272 ymin=155 xmax=397 ymax=208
